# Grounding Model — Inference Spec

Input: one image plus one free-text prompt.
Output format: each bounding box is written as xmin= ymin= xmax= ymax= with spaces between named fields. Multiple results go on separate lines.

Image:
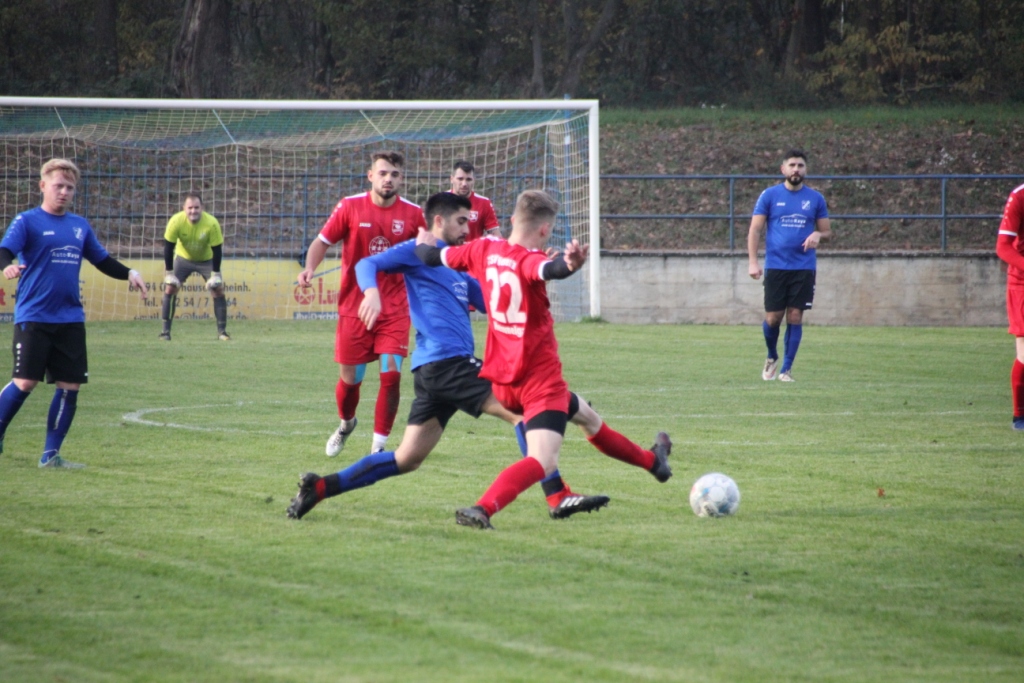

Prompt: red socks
xmin=335 ymin=372 xmax=400 ymax=436
xmin=335 ymin=379 xmax=361 ymax=421
xmin=374 ymin=371 xmax=402 ymax=437
xmin=1013 ymin=359 xmax=1024 ymax=418
xmin=477 ymin=457 xmax=546 ymax=516
xmin=587 ymin=423 xmax=655 ymax=470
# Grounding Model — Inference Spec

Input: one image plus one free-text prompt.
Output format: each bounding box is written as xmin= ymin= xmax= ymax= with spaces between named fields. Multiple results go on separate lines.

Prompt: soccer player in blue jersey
xmin=747 ymin=149 xmax=831 ymax=382
xmin=287 ymin=192 xmax=609 ymax=521
xmin=0 ymin=158 xmax=148 ymax=468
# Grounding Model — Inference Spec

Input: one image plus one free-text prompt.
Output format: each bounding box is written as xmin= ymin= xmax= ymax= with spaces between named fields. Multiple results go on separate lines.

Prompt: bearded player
xmin=298 ymin=151 xmax=426 ymax=456
xmin=449 ymin=160 xmax=500 ymax=240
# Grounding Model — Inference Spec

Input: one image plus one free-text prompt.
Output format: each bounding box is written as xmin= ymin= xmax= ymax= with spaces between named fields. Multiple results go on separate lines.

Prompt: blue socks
xmin=0 ymin=381 xmax=31 ymax=442
xmin=781 ymin=324 xmax=803 ymax=373
xmin=327 ymin=450 xmax=400 ymax=496
xmin=42 ymin=388 xmax=78 ymax=463
xmin=765 ymin=322 xmax=803 ymax=373
xmin=762 ymin=320 xmax=780 ymax=360
xmin=515 ymin=421 xmax=563 ymax=485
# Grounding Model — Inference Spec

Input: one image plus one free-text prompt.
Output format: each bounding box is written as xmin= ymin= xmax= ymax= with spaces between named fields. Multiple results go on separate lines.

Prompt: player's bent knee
xmin=570 ymin=400 xmax=602 ymax=436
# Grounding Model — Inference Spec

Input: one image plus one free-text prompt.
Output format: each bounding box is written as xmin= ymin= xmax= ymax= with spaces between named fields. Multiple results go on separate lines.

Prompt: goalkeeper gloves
xmin=207 ymin=272 xmax=224 ymax=290
xmin=163 ymin=271 xmax=181 ymax=288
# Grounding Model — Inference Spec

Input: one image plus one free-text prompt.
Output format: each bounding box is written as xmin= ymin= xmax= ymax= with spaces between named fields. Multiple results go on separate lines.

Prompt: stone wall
xmin=598 ymin=251 xmax=1006 ymax=326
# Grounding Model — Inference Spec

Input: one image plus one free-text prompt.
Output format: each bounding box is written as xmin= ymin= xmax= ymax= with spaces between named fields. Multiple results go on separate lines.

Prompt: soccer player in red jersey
xmin=996 ymin=183 xmax=1024 ymax=431
xmin=448 ymin=161 xmax=500 ymax=240
xmin=298 ymin=151 xmax=426 ymax=455
xmin=415 ymin=190 xmax=672 ymax=529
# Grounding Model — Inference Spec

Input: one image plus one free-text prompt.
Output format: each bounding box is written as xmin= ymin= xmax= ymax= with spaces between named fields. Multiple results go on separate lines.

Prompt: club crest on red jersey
xmin=392 ymin=220 xmax=405 ymax=235
xmin=469 ymin=211 xmax=479 ymax=221
xmin=369 ymin=236 xmax=391 ymax=254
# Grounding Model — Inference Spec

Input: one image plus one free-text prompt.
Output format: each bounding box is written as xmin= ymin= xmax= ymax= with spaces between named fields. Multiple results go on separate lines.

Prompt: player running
xmin=298 ymin=151 xmax=426 ymax=456
xmin=159 ymin=192 xmax=231 ymax=341
xmin=996 ymin=183 xmax=1024 ymax=430
xmin=448 ymin=160 xmax=500 ymax=240
xmin=414 ymin=189 xmax=672 ymax=530
xmin=286 ymin=192 xmax=609 ymax=521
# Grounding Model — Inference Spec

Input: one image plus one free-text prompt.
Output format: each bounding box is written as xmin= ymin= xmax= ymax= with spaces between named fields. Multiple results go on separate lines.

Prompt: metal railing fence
xmin=600 ymin=173 xmax=1024 ymax=251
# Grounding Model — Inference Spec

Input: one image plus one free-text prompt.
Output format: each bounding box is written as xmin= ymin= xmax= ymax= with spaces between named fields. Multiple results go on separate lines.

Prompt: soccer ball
xmin=689 ymin=472 xmax=740 ymax=517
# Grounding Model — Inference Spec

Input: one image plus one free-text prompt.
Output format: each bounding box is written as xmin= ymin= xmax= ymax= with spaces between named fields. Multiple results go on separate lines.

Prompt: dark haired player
xmin=449 ymin=160 xmax=500 ymax=240
xmin=996 ymin=182 xmax=1024 ymax=430
xmin=0 ymin=158 xmax=147 ymax=468
xmin=747 ymin=149 xmax=831 ymax=382
xmin=287 ymin=192 xmax=609 ymax=520
xmin=298 ymin=151 xmax=426 ymax=456
xmin=414 ymin=190 xmax=672 ymax=530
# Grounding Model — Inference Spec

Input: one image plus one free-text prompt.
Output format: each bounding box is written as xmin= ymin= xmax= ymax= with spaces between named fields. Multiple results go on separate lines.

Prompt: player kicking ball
xmin=288 ymin=189 xmax=606 ymax=520
xmin=414 ymin=189 xmax=672 ymax=529
xmin=287 ymin=192 xmax=609 ymax=521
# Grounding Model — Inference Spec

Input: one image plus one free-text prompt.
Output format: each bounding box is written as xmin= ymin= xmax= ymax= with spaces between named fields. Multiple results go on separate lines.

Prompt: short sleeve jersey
xmin=441 ymin=236 xmax=560 ymax=385
xmin=319 ymin=192 xmax=425 ymax=319
xmin=164 ymin=211 xmax=224 ymax=262
xmin=998 ymin=183 xmax=1024 ymax=288
xmin=753 ymin=184 xmax=829 ymax=270
xmin=0 ymin=208 xmax=110 ymax=323
xmin=467 ymin=192 xmax=500 ymax=241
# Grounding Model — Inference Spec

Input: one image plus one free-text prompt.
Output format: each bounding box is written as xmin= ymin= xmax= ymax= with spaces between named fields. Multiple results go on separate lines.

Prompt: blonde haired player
xmin=0 ymin=158 xmax=147 ymax=468
xmin=415 ymin=190 xmax=672 ymax=529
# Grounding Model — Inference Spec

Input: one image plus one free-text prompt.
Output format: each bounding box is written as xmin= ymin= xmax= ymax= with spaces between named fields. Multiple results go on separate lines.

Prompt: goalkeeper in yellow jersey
xmin=159 ymin=192 xmax=230 ymax=341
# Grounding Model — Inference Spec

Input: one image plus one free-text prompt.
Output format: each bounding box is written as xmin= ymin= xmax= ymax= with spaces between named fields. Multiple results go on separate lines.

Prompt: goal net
xmin=0 ymin=98 xmax=599 ymax=324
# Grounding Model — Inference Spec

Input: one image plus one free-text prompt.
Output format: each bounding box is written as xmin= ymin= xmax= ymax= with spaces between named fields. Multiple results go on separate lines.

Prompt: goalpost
xmin=0 ymin=97 xmax=600 ymax=323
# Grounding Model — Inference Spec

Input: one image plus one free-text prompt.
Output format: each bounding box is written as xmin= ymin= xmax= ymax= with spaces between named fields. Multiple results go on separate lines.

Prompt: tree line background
xmin=2 ymin=0 xmax=1022 ymax=106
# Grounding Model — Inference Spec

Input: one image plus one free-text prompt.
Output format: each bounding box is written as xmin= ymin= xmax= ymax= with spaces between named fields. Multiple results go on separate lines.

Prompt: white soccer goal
xmin=0 ymin=97 xmax=600 ymax=324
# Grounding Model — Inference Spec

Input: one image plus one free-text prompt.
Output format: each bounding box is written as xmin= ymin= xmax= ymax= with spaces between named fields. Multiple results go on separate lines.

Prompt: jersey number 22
xmin=486 ymin=267 xmax=526 ymax=324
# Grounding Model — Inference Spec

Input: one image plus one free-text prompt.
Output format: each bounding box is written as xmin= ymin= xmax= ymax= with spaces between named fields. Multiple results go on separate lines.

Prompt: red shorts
xmin=334 ymin=314 xmax=410 ymax=365
xmin=491 ymin=367 xmax=570 ymax=423
xmin=1008 ymin=287 xmax=1024 ymax=337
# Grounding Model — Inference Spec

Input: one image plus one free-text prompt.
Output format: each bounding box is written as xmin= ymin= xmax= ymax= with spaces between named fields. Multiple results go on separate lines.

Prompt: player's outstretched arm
xmin=563 ymin=239 xmax=588 ymax=272
xmin=414 ymin=238 xmax=444 ymax=268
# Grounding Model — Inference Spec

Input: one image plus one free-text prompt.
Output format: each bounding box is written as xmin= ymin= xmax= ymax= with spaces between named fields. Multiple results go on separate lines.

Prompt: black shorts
xmin=764 ymin=269 xmax=816 ymax=312
xmin=12 ymin=322 xmax=88 ymax=384
xmin=407 ymin=356 xmax=492 ymax=429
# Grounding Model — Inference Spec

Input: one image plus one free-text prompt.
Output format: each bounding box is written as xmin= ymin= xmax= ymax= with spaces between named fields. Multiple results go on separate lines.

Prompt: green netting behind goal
xmin=0 ymin=102 xmax=593 ymax=323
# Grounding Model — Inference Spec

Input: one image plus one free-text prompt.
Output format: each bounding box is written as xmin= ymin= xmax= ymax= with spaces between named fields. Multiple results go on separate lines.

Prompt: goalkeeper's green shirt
xmin=164 ymin=211 xmax=224 ymax=262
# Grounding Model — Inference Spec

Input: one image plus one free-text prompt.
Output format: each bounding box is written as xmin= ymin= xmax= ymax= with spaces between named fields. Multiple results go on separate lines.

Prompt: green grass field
xmin=1 ymin=320 xmax=1022 ymax=682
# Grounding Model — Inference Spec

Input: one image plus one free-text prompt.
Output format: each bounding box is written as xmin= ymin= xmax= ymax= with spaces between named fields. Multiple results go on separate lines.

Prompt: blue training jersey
xmin=1 ymin=207 xmax=110 ymax=323
xmin=355 ymin=239 xmax=485 ymax=370
xmin=753 ymin=184 xmax=829 ymax=270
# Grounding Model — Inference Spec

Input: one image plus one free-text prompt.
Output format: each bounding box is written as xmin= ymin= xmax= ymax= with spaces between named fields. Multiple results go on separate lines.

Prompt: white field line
xmin=122 ymin=402 xmax=979 ymax=439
